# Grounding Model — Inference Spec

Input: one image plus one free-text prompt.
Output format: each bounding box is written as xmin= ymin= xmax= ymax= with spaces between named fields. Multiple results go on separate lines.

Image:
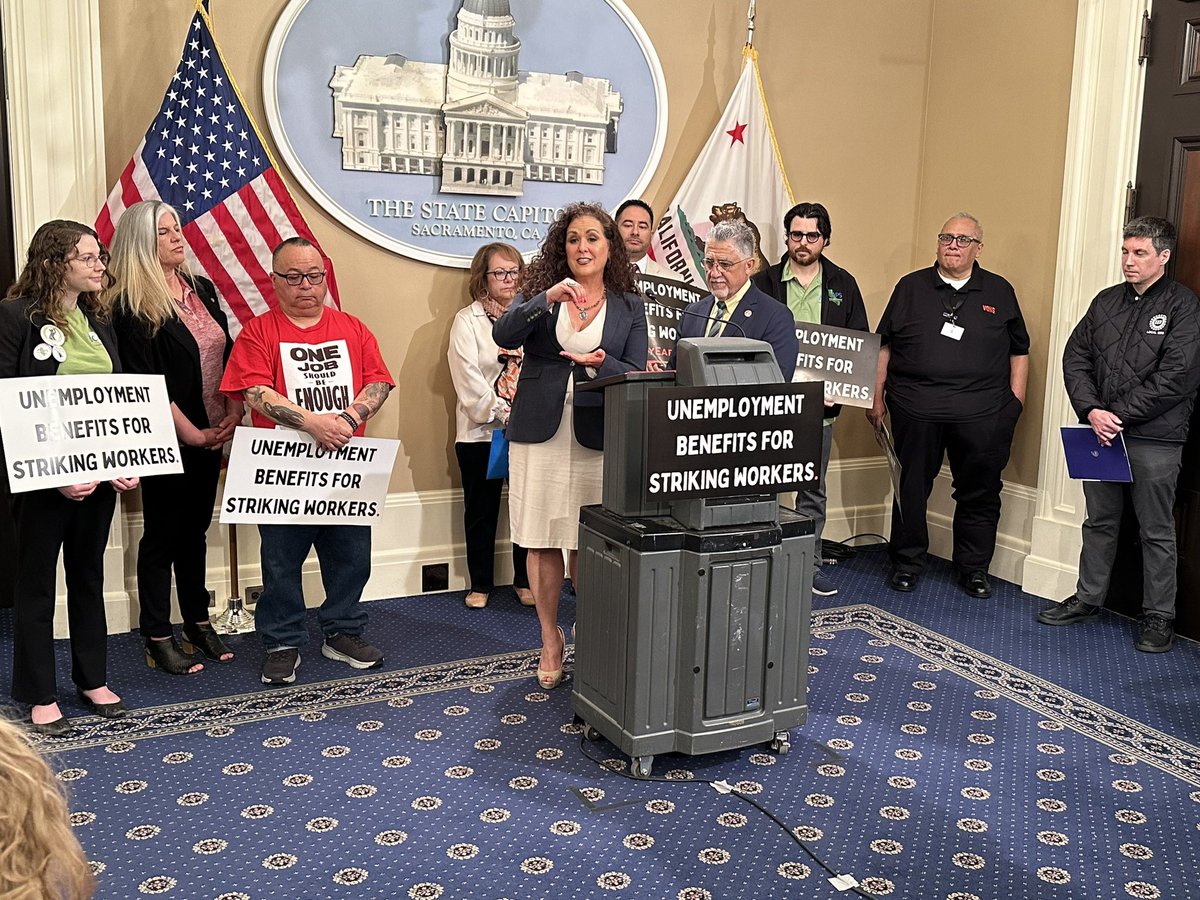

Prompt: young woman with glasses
xmin=0 ymin=220 xmax=139 ymax=735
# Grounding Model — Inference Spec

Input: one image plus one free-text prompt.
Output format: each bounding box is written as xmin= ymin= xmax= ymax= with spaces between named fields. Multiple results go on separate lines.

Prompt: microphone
xmin=677 ymin=304 xmax=747 ymax=338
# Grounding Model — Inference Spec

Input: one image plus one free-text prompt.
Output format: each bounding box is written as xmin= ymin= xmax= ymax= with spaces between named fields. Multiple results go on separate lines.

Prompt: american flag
xmin=96 ymin=2 xmax=338 ymax=335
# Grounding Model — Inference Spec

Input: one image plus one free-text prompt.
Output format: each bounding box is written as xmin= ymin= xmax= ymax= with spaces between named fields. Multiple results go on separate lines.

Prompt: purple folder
xmin=1060 ymin=426 xmax=1133 ymax=482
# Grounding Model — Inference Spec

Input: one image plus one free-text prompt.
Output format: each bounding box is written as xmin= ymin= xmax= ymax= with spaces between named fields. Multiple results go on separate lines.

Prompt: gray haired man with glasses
xmin=220 ymin=236 xmax=395 ymax=686
xmin=753 ymin=202 xmax=870 ymax=596
xmin=668 ymin=219 xmax=798 ymax=380
xmin=868 ymin=213 xmax=1030 ymax=599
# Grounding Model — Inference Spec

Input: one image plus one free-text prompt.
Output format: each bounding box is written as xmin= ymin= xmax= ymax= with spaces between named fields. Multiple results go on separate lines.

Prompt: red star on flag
xmin=726 ymin=121 xmax=747 ymax=145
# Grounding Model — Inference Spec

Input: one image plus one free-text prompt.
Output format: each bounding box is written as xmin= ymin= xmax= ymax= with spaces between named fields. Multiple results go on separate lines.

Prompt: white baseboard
xmin=59 ymin=457 xmax=1054 ymax=637
xmin=1021 ymin=514 xmax=1083 ymax=601
xmin=801 ymin=456 xmax=1036 ymax=587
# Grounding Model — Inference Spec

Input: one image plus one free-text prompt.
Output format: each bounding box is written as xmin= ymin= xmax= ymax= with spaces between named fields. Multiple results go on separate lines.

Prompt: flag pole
xmin=745 ymin=0 xmax=756 ymax=49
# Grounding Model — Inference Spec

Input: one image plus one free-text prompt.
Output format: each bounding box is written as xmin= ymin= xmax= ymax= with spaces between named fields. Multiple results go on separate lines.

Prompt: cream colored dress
xmin=509 ymin=302 xmax=607 ymax=550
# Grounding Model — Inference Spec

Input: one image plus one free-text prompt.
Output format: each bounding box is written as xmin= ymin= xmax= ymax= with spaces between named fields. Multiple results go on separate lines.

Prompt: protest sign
xmin=220 ymin=426 xmax=399 ymax=525
xmin=637 ymin=273 xmax=708 ymax=372
xmin=644 ymin=382 xmax=823 ymax=501
xmin=0 ymin=374 xmax=182 ymax=492
xmin=793 ymin=322 xmax=880 ymax=409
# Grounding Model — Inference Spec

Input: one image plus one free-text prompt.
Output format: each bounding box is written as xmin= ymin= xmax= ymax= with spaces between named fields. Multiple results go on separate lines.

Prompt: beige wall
xmin=916 ymin=1 xmax=1077 ymax=487
xmin=99 ymin=0 xmax=1076 ymax=494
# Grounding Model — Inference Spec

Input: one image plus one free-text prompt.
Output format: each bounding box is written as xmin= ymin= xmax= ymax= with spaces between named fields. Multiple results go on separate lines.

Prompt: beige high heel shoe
xmin=537 ymin=626 xmax=565 ymax=689
xmin=516 ymin=587 xmax=536 ymax=607
xmin=465 ymin=591 xmax=489 ymax=609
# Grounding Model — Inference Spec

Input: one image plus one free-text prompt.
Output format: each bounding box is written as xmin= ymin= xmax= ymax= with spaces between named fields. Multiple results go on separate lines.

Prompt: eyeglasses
xmin=701 ymin=256 xmax=748 ymax=272
xmin=71 ymin=253 xmax=110 ymax=268
xmin=786 ymin=231 xmax=824 ymax=244
xmin=272 ymin=270 xmax=327 ymax=286
xmin=486 ymin=269 xmax=520 ymax=281
xmin=937 ymin=233 xmax=982 ymax=248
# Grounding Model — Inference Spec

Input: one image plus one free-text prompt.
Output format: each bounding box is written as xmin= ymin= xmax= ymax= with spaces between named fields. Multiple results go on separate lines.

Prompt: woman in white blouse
xmin=448 ymin=243 xmax=533 ymax=609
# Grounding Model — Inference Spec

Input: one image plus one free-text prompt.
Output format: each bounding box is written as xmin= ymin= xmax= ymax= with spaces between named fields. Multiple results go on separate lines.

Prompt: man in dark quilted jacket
xmin=1042 ymin=217 xmax=1200 ymax=652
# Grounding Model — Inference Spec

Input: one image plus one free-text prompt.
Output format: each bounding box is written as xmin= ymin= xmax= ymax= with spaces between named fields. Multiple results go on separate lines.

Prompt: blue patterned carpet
xmin=3 ymin=553 xmax=1199 ymax=900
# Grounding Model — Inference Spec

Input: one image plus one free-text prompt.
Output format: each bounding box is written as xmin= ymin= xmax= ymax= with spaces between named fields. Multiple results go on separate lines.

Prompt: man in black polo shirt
xmin=868 ymin=213 xmax=1029 ymax=597
xmin=753 ymin=202 xmax=870 ymax=597
xmin=1039 ymin=217 xmax=1200 ymax=652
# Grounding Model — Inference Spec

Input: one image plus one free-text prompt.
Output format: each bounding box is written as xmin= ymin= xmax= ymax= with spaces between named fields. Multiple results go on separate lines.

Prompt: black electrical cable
xmin=576 ymin=734 xmax=876 ymax=898
xmin=821 ymin=533 xmax=888 ymax=564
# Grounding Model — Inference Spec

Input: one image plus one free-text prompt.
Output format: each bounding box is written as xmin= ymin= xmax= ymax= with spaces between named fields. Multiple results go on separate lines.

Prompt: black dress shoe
xmin=890 ymin=571 xmax=918 ymax=592
xmin=960 ymin=570 xmax=992 ymax=599
xmin=1037 ymin=594 xmax=1101 ymax=626
xmin=1135 ymin=614 xmax=1174 ymax=653
xmin=28 ymin=715 xmax=72 ymax=737
xmin=76 ymin=688 xmax=128 ymax=719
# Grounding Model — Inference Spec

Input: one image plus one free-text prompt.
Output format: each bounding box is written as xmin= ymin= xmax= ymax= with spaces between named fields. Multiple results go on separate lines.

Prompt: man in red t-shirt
xmin=221 ymin=237 xmax=394 ymax=685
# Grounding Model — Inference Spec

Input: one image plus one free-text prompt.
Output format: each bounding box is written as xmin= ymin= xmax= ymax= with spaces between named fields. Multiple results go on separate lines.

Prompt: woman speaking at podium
xmin=493 ymin=203 xmax=648 ymax=689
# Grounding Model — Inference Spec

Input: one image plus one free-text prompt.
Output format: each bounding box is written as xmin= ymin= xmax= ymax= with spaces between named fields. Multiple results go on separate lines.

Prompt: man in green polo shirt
xmin=753 ymin=203 xmax=870 ymax=596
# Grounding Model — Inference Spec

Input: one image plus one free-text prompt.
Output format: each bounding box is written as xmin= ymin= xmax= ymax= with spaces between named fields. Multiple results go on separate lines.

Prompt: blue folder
xmin=1060 ymin=426 xmax=1133 ymax=482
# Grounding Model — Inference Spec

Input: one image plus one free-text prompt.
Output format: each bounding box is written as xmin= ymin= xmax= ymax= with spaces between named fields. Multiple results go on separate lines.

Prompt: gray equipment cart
xmin=571 ymin=338 xmax=816 ymax=777
xmin=574 ymin=505 xmax=812 ymax=777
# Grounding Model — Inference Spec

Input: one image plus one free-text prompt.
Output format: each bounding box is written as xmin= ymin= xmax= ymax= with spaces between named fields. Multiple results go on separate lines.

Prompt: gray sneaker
xmin=322 ymin=633 xmax=384 ymax=669
xmin=812 ymin=570 xmax=838 ymax=597
xmin=261 ymin=648 xmax=300 ymax=684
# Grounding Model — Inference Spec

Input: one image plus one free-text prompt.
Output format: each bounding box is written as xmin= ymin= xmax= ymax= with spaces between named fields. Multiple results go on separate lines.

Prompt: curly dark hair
xmin=519 ymin=202 xmax=638 ymax=300
xmin=4 ymin=219 xmax=112 ymax=330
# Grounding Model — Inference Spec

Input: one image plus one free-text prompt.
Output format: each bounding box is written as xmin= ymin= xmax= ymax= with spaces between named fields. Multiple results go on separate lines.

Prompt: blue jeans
xmin=256 ymin=524 xmax=371 ymax=650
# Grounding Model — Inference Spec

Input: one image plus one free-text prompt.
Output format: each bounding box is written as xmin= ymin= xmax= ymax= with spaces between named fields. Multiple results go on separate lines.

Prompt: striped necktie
xmin=707 ymin=300 xmax=728 ymax=337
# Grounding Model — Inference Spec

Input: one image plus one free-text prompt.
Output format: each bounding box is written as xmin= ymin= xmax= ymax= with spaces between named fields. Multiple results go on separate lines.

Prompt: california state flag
xmin=650 ymin=47 xmax=793 ymax=288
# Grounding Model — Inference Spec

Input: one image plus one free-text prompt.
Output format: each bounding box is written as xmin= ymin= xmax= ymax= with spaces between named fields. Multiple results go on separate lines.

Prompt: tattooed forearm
xmin=265 ymin=401 xmax=306 ymax=429
xmin=349 ymin=381 xmax=392 ymax=423
xmin=246 ymin=386 xmax=307 ymax=429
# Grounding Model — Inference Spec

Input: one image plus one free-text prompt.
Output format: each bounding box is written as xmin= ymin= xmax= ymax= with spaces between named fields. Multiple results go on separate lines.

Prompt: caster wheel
xmin=769 ymin=731 xmax=791 ymax=754
xmin=631 ymin=755 xmax=654 ymax=779
xmin=583 ymin=724 xmax=601 ymax=742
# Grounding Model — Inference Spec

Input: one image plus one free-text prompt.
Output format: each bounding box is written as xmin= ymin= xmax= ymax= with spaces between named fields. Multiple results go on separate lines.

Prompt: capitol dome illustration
xmin=330 ymin=0 xmax=624 ymax=197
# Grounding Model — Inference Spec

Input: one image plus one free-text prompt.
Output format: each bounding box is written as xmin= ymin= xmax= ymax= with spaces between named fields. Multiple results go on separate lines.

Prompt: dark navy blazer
xmin=0 ymin=296 xmax=122 ymax=492
xmin=493 ymin=290 xmax=648 ymax=450
xmin=0 ymin=296 xmax=120 ymax=379
xmin=670 ymin=282 xmax=799 ymax=379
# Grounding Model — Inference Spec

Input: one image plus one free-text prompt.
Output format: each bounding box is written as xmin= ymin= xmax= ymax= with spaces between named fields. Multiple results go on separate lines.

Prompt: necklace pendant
xmin=578 ymin=309 xmax=588 ymax=321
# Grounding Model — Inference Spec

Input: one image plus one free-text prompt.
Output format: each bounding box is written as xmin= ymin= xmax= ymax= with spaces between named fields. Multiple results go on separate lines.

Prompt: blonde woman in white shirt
xmin=448 ymin=243 xmax=533 ymax=609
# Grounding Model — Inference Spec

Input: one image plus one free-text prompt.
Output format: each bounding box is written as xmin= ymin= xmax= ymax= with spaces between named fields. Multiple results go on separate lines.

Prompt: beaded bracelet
xmin=338 ymin=411 xmax=359 ymax=430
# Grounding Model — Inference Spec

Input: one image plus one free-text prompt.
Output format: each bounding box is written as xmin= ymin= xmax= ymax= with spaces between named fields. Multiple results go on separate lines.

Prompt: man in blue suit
xmin=670 ymin=219 xmax=798 ymax=380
